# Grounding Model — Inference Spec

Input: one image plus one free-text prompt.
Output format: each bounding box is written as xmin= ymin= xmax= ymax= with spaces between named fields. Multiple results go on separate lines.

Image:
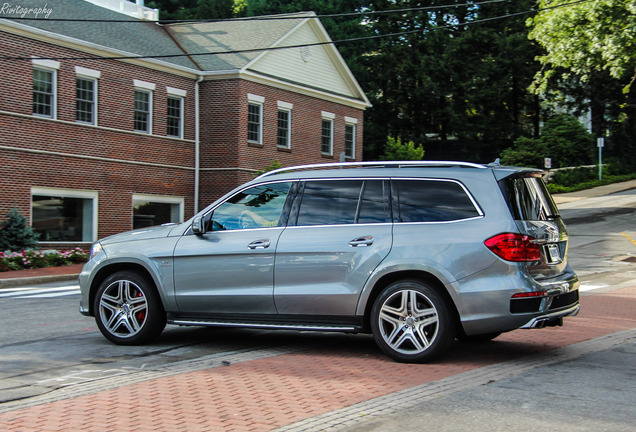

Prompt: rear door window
xmin=392 ymin=179 xmax=481 ymax=223
xmin=294 ymin=180 xmax=389 ymax=226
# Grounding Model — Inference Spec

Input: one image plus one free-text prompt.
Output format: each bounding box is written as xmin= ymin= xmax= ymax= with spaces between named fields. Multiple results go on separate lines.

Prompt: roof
xmin=166 ymin=13 xmax=314 ymax=72
xmin=1 ymin=1 xmax=369 ymax=106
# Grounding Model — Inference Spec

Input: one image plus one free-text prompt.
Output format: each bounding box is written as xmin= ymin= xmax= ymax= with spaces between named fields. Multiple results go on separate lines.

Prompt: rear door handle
xmin=349 ymin=236 xmax=374 ymax=247
xmin=248 ymin=239 xmax=271 ymax=249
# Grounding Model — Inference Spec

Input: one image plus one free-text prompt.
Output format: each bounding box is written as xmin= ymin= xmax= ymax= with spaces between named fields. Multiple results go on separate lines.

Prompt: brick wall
xmin=0 ymin=28 xmax=367 ymax=243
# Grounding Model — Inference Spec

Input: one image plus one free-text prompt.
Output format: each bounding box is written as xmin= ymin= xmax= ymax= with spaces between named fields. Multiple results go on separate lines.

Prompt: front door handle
xmin=349 ymin=236 xmax=374 ymax=247
xmin=248 ymin=239 xmax=271 ymax=249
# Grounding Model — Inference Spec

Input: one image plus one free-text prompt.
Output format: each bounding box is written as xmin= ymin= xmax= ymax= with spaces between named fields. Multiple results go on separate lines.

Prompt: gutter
xmin=194 ymin=75 xmax=203 ymax=214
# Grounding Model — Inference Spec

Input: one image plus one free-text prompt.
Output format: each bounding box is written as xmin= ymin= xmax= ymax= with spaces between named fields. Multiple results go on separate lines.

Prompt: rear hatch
xmin=497 ymin=171 xmax=569 ymax=279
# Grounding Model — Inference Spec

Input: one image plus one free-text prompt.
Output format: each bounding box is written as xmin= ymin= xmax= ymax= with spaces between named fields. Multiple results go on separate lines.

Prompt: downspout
xmin=194 ymin=75 xmax=203 ymax=214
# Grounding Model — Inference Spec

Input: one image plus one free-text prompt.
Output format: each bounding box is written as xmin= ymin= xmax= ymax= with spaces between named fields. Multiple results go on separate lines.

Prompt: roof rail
xmin=255 ymin=160 xmax=486 ymax=179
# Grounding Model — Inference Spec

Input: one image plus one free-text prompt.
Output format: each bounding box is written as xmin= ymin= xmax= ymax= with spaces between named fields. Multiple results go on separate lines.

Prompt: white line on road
xmin=0 ymin=285 xmax=80 ymax=298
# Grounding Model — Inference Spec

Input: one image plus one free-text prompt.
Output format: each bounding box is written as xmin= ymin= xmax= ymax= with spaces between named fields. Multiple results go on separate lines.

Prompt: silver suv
xmin=79 ymin=161 xmax=580 ymax=363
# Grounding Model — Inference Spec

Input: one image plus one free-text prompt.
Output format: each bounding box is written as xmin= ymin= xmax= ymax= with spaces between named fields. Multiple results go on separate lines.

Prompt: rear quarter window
xmin=499 ymin=176 xmax=559 ymax=221
xmin=392 ymin=179 xmax=481 ymax=222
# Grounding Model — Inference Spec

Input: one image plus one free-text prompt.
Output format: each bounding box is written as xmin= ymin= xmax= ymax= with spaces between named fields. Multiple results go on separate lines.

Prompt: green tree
xmin=500 ymin=114 xmax=594 ymax=168
xmin=147 ymin=0 xmax=237 ymax=20
xmin=0 ymin=209 xmax=39 ymax=252
xmin=529 ymin=0 xmax=636 ymax=163
xmin=379 ymin=136 xmax=424 ymax=161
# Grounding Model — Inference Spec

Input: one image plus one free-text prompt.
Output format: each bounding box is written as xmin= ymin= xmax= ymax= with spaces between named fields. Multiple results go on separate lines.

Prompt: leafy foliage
xmin=529 ymin=0 xmax=636 ymax=165
xmin=500 ymin=114 xmax=594 ymax=168
xmin=0 ymin=248 xmax=88 ymax=272
xmin=379 ymin=136 xmax=424 ymax=161
xmin=0 ymin=209 xmax=38 ymax=252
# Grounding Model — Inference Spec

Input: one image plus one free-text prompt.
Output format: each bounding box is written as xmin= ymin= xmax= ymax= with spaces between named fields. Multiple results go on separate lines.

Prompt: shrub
xmin=0 ymin=248 xmax=88 ymax=272
xmin=0 ymin=209 xmax=39 ymax=252
xmin=380 ymin=136 xmax=425 ymax=161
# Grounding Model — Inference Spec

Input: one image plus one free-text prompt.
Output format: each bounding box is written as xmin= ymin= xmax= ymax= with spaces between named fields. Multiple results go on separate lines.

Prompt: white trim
xmin=166 ymin=86 xmax=187 ymax=97
xmin=134 ymin=88 xmax=153 ymax=134
xmin=321 ymin=111 xmax=336 ymax=120
xmin=133 ymin=79 xmax=156 ymax=91
xmin=321 ymin=117 xmax=334 ymax=156
xmin=166 ymin=95 xmax=184 ymax=139
xmin=75 ymin=76 xmax=98 ymax=126
xmin=0 ymin=110 xmax=194 ymax=143
xmin=32 ymin=66 xmax=57 ymax=120
xmin=344 ymin=123 xmax=356 ymax=159
xmin=132 ymin=193 xmax=185 ymax=223
xmin=31 ymin=186 xmax=99 ymax=242
xmin=277 ymin=107 xmax=292 ymax=149
xmin=247 ymin=96 xmax=264 ymax=145
xmin=248 ymin=93 xmax=265 ymax=104
xmin=344 ymin=116 xmax=358 ymax=124
xmin=74 ymin=66 xmax=101 ymax=79
xmin=277 ymin=101 xmax=293 ymax=110
xmin=31 ymin=57 xmax=60 ymax=69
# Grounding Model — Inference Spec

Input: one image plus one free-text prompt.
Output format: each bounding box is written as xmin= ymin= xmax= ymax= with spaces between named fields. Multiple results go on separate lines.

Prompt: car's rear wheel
xmin=94 ymin=270 xmax=166 ymax=345
xmin=371 ymin=279 xmax=455 ymax=363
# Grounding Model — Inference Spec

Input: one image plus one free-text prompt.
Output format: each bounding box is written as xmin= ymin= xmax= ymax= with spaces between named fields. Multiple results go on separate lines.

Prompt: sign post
xmin=597 ymin=137 xmax=604 ymax=180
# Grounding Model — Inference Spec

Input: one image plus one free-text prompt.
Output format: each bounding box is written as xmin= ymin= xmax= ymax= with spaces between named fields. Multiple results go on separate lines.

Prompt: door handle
xmin=248 ymin=239 xmax=271 ymax=249
xmin=349 ymin=236 xmax=374 ymax=247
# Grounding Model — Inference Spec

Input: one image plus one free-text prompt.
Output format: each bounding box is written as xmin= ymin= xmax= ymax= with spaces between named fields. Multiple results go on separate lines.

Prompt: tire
xmin=371 ymin=279 xmax=455 ymax=363
xmin=94 ymin=270 xmax=166 ymax=345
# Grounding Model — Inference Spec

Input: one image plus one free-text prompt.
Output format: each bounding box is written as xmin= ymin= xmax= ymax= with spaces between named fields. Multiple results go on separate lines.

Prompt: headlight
xmin=89 ymin=242 xmax=103 ymax=260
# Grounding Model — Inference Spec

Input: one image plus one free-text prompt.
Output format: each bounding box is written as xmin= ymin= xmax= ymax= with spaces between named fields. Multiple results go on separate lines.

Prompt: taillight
xmin=485 ymin=233 xmax=541 ymax=262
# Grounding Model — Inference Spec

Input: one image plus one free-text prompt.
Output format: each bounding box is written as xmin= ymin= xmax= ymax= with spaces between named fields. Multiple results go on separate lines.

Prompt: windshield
xmin=500 ymin=175 xmax=559 ymax=221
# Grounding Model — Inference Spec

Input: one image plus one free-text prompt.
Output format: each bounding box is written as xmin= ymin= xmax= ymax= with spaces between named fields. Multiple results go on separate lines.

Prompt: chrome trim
xmin=169 ymin=319 xmax=357 ymax=332
xmin=256 ymin=161 xmax=487 ymax=179
xmin=520 ymin=304 xmax=580 ymax=329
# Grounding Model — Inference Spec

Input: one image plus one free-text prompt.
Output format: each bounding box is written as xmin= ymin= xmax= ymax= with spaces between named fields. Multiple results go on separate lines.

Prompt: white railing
xmin=85 ymin=0 xmax=159 ymax=21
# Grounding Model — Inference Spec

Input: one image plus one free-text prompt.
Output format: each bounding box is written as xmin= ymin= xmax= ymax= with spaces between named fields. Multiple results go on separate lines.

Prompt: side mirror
xmin=191 ymin=216 xmax=206 ymax=235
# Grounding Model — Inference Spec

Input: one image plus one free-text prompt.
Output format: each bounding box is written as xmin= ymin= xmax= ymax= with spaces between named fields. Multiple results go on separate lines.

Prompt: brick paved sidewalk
xmin=1 ymin=286 xmax=635 ymax=432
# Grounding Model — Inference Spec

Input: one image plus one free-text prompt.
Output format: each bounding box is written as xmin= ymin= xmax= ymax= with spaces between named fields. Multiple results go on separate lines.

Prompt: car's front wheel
xmin=94 ymin=270 xmax=166 ymax=345
xmin=371 ymin=279 xmax=455 ymax=363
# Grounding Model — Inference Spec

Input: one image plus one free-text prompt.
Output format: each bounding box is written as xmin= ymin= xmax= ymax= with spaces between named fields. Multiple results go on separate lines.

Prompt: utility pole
xmin=597 ymin=137 xmax=604 ymax=180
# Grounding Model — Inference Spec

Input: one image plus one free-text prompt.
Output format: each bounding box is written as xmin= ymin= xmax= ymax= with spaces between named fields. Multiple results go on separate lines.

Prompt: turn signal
xmin=485 ymin=233 xmax=541 ymax=262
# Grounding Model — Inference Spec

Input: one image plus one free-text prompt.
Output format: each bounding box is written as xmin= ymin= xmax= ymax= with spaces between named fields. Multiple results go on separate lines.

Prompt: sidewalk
xmin=0 ymin=264 xmax=82 ymax=288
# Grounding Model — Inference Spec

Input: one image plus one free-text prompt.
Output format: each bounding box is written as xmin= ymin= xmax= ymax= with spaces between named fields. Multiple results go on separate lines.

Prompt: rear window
xmin=392 ymin=179 xmax=481 ymax=223
xmin=499 ymin=176 xmax=559 ymax=221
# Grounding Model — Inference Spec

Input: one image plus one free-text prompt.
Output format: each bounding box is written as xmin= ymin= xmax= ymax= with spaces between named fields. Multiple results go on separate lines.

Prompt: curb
xmin=0 ymin=273 xmax=79 ymax=288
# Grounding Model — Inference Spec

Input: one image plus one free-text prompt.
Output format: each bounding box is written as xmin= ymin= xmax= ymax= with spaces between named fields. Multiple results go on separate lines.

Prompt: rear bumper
xmin=520 ymin=302 xmax=580 ymax=329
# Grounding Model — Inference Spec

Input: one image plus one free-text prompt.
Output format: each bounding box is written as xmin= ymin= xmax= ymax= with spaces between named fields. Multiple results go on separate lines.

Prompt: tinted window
xmin=209 ymin=182 xmax=291 ymax=231
xmin=500 ymin=176 xmax=559 ymax=221
xmin=358 ymin=180 xmax=389 ymax=224
xmin=392 ymin=179 xmax=480 ymax=222
xmin=294 ymin=180 xmax=389 ymax=226
xmin=296 ymin=180 xmax=361 ymax=226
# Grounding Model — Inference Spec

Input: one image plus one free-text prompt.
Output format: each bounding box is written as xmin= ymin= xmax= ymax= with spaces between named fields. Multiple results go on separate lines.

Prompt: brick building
xmin=0 ymin=0 xmax=369 ymax=249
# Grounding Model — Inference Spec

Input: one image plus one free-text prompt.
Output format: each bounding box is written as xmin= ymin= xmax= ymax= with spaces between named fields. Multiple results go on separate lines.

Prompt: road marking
xmin=621 ymin=233 xmax=636 ymax=247
xmin=579 ymin=284 xmax=609 ymax=292
xmin=0 ymin=285 xmax=79 ymax=298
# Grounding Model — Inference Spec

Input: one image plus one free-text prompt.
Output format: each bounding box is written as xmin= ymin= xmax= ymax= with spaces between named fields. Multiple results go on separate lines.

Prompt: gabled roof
xmin=0 ymin=0 xmax=369 ymax=107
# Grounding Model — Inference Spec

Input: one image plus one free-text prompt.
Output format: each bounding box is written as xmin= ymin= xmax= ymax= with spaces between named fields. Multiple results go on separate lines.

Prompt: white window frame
xmin=344 ymin=117 xmax=358 ymax=159
xmin=32 ymin=59 xmax=60 ymax=119
xmin=321 ymin=111 xmax=335 ymax=156
xmin=134 ymin=80 xmax=155 ymax=134
xmin=166 ymin=96 xmax=184 ymax=138
xmin=247 ymin=93 xmax=264 ymax=144
xmin=31 ymin=186 xmax=99 ymax=243
xmin=277 ymin=101 xmax=293 ymax=149
xmin=75 ymin=67 xmax=101 ymax=125
xmin=132 ymin=194 xmax=184 ymax=227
